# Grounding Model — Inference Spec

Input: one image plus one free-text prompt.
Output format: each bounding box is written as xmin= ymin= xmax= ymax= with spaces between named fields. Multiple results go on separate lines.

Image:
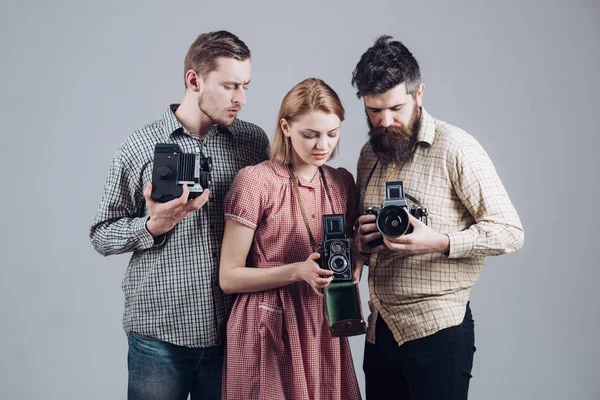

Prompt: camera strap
xmin=288 ymin=165 xmax=335 ymax=253
xmin=359 ymin=160 xmax=425 ymax=213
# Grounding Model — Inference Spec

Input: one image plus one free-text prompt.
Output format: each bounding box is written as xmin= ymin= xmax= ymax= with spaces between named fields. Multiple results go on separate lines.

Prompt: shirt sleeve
xmin=446 ymin=141 xmax=524 ymax=259
xmin=89 ymin=146 xmax=161 ymax=257
xmin=223 ymin=166 xmax=265 ymax=230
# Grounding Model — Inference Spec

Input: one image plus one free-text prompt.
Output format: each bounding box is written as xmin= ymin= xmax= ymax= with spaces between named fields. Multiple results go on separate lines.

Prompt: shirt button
xmin=311 ymin=213 xmax=316 ymax=219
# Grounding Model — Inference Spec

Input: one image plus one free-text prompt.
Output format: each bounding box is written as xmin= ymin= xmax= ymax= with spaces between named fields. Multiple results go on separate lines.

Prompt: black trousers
xmin=364 ymin=303 xmax=476 ymax=400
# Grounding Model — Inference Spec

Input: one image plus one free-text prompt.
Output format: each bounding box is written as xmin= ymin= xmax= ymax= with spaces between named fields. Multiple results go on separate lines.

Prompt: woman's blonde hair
xmin=270 ymin=78 xmax=345 ymax=164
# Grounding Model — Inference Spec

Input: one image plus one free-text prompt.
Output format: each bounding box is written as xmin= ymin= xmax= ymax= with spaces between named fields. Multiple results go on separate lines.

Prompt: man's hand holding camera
xmin=357 ymin=211 xmax=450 ymax=257
xmin=356 ymin=214 xmax=386 ymax=256
xmin=382 ymin=213 xmax=449 ymax=255
xmin=144 ymin=182 xmax=210 ymax=238
xmin=357 ymin=180 xmax=449 ymax=257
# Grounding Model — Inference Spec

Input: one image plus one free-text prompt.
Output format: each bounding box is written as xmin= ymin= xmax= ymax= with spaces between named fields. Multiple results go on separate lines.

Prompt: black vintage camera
xmin=151 ymin=143 xmax=212 ymax=203
xmin=321 ymin=214 xmax=367 ymax=337
xmin=364 ymin=181 xmax=428 ymax=247
xmin=321 ymin=214 xmax=353 ymax=282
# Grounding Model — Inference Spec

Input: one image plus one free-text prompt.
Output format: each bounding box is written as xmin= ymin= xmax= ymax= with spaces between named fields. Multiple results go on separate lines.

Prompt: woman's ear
xmin=280 ymin=118 xmax=291 ymax=137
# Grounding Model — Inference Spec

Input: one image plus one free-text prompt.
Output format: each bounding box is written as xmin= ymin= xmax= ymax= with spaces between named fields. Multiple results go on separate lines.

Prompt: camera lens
xmin=376 ymin=205 xmax=410 ymax=238
xmin=330 ymin=241 xmax=345 ymax=255
xmin=329 ymin=255 xmax=348 ymax=273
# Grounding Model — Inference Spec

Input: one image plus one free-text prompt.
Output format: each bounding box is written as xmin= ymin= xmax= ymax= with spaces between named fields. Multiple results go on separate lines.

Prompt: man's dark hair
xmin=183 ymin=30 xmax=251 ymax=86
xmin=351 ymin=35 xmax=421 ymax=98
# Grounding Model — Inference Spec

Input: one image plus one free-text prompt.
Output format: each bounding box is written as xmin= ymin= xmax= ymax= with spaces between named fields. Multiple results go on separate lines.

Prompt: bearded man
xmin=352 ymin=35 xmax=524 ymax=400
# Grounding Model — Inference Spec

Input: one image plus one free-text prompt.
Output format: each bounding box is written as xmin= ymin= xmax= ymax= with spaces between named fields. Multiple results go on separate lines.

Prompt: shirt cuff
xmin=134 ymin=216 xmax=166 ymax=250
xmin=224 ymin=213 xmax=257 ymax=230
xmin=446 ymin=230 xmax=475 ymax=259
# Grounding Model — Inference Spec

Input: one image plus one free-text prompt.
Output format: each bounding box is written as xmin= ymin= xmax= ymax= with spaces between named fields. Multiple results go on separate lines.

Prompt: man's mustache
xmin=370 ymin=124 xmax=411 ymax=137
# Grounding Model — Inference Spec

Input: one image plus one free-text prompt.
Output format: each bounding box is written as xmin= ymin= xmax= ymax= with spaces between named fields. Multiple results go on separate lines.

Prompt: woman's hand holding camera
xmin=296 ymin=253 xmax=333 ymax=297
xmin=144 ymin=182 xmax=210 ymax=237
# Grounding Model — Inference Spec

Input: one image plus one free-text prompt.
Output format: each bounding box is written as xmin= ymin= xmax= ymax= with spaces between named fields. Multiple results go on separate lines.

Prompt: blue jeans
xmin=127 ymin=332 xmax=223 ymax=400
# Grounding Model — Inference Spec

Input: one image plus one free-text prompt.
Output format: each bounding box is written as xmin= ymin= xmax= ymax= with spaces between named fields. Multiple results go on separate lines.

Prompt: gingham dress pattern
xmin=357 ymin=108 xmax=524 ymax=346
xmin=222 ymin=161 xmax=361 ymax=400
xmin=90 ymin=105 xmax=269 ymax=348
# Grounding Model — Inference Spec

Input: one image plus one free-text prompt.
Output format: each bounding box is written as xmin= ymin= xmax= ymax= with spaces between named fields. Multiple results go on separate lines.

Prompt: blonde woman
xmin=219 ymin=78 xmax=361 ymax=400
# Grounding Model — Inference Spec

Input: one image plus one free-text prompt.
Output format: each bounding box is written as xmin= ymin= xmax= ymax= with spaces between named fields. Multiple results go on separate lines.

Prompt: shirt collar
xmin=270 ymin=161 xmax=321 ymax=188
xmin=160 ymin=104 xmax=185 ymax=139
xmin=417 ymin=107 xmax=436 ymax=145
xmin=162 ymin=104 xmax=237 ymax=139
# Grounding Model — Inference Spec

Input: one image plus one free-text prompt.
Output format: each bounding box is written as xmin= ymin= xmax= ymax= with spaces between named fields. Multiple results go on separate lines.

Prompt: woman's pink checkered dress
xmin=222 ymin=160 xmax=361 ymax=400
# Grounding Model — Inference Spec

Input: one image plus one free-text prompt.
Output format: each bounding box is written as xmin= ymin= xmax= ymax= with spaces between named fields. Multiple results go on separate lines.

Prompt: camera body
xmin=364 ymin=181 xmax=428 ymax=247
xmin=321 ymin=214 xmax=353 ymax=282
xmin=151 ymin=143 xmax=212 ymax=203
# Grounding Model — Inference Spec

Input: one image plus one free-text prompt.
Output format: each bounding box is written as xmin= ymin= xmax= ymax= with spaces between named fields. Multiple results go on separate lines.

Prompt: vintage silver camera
xmin=365 ymin=181 xmax=428 ymax=246
xmin=321 ymin=214 xmax=353 ymax=282
xmin=151 ymin=143 xmax=212 ymax=203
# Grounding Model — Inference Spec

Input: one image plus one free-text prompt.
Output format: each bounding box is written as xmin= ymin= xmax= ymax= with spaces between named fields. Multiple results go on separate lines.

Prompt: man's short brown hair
xmin=183 ymin=31 xmax=251 ymax=86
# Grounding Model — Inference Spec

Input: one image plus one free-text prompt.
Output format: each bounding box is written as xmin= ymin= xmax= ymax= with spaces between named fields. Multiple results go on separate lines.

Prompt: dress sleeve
xmin=223 ymin=165 xmax=265 ymax=230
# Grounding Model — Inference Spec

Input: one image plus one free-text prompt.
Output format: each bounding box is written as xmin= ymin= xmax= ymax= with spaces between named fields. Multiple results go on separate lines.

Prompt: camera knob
xmin=200 ymin=157 xmax=213 ymax=172
xmin=158 ymin=165 xmax=173 ymax=179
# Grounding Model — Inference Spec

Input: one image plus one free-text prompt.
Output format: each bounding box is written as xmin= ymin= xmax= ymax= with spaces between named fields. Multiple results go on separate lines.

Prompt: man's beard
xmin=368 ymin=106 xmax=421 ymax=165
xmin=198 ymin=94 xmax=238 ymax=127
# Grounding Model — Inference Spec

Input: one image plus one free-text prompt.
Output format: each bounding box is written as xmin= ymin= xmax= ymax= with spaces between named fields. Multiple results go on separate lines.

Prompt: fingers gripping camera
xmin=321 ymin=214 xmax=353 ymax=282
xmin=365 ymin=181 xmax=428 ymax=247
xmin=150 ymin=144 xmax=213 ymax=203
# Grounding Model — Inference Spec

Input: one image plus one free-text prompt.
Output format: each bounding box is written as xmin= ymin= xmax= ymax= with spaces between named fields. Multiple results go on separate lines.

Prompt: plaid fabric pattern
xmin=357 ymin=108 xmax=524 ymax=346
xmin=90 ymin=105 xmax=269 ymax=348
xmin=222 ymin=161 xmax=361 ymax=400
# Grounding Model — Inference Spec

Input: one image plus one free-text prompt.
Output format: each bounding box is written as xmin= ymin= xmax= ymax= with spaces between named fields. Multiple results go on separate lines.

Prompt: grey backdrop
xmin=1 ymin=0 xmax=599 ymax=399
